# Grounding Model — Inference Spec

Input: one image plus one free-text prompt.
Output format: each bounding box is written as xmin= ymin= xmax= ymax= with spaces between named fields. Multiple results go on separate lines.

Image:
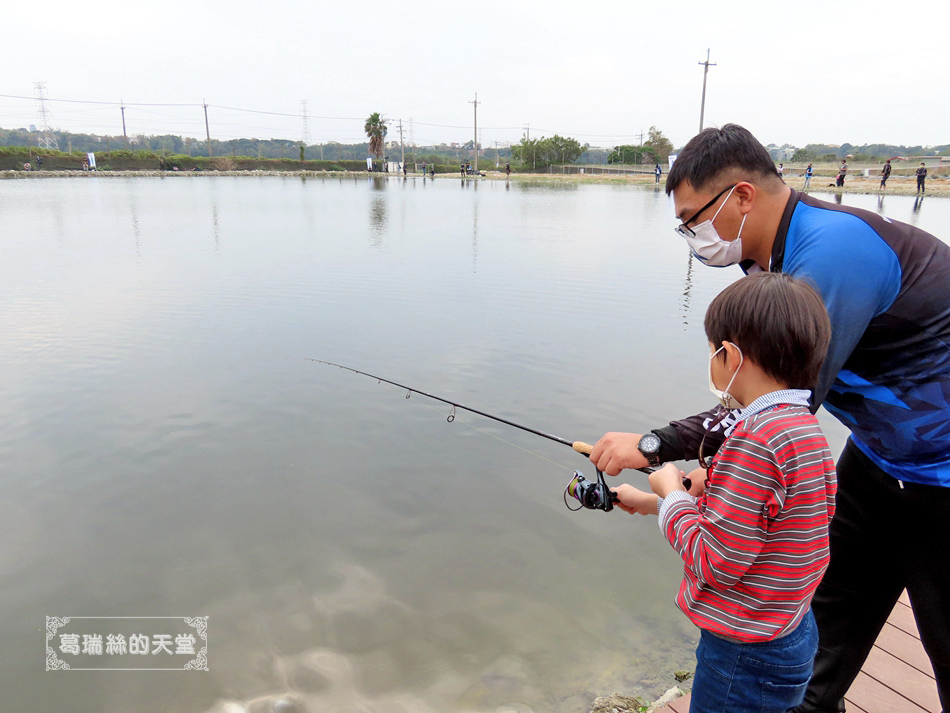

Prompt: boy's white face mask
xmin=709 ymin=342 xmax=744 ymax=409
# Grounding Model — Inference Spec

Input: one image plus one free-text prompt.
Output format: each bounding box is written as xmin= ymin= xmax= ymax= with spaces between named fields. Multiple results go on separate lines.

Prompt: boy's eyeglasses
xmin=674 ymin=183 xmax=738 ymax=238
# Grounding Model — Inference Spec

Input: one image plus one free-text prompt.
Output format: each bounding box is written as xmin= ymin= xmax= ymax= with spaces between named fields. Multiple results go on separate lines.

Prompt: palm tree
xmin=364 ymin=112 xmax=387 ymax=171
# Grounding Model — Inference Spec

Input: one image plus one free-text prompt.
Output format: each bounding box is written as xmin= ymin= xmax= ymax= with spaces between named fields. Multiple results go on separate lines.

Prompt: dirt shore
xmin=3 ymin=168 xmax=946 ymax=197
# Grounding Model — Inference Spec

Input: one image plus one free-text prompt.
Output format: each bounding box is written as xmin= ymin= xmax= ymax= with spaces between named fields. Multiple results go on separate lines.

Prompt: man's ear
xmin=733 ymin=182 xmax=756 ymax=215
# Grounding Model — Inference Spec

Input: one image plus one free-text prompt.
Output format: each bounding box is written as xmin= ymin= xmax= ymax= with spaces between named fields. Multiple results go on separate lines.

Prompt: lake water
xmin=0 ymin=175 xmax=942 ymax=713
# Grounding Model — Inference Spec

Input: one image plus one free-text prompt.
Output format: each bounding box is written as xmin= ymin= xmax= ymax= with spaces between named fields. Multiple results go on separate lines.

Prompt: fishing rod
xmin=308 ymin=359 xmax=661 ymax=512
xmin=308 ymin=359 xmax=600 ymax=455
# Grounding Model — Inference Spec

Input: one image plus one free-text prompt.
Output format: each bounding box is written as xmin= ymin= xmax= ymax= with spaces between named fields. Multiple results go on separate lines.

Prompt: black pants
xmin=793 ymin=439 xmax=950 ymax=712
xmin=918 ymin=176 xmax=926 ymax=192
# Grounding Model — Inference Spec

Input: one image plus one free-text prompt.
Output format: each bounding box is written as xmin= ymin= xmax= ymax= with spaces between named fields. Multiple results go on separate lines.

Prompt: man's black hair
xmin=665 ymin=124 xmax=780 ymax=195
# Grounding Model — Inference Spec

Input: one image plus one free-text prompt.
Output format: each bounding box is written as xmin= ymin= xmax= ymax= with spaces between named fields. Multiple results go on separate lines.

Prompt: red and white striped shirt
xmin=658 ymin=393 xmax=836 ymax=642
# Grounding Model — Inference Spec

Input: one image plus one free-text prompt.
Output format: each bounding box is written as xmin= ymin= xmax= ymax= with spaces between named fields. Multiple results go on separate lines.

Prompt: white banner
xmin=87 ymin=153 xmax=97 ymax=169
xmin=366 ymin=157 xmax=373 ymax=171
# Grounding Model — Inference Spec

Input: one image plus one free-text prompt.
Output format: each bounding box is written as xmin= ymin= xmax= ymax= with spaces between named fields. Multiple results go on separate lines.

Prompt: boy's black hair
xmin=704 ymin=272 xmax=831 ymax=389
xmin=665 ymin=124 xmax=780 ymax=195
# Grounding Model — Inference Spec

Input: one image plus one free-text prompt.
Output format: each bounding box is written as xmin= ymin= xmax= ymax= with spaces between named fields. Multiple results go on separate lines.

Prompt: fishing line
xmin=413 ymin=399 xmax=574 ymax=473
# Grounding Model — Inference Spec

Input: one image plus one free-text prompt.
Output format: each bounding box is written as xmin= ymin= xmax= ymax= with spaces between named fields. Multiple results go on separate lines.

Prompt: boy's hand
xmin=685 ymin=467 xmax=708 ymax=497
xmin=611 ymin=484 xmax=659 ymax=516
xmin=648 ymin=463 xmax=688 ymax=498
xmin=590 ymin=432 xmax=649 ymax=475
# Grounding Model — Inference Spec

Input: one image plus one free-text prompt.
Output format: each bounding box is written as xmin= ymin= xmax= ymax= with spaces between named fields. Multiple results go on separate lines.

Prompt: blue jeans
xmin=690 ymin=610 xmax=818 ymax=713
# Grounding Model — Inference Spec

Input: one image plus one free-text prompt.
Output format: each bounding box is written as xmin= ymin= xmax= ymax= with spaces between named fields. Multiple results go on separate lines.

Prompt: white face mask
xmin=682 ymin=186 xmax=747 ymax=267
xmin=708 ymin=343 xmax=744 ymax=409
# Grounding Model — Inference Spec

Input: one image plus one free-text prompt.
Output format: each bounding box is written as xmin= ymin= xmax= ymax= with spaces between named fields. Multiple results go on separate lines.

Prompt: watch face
xmin=639 ymin=434 xmax=661 ymax=454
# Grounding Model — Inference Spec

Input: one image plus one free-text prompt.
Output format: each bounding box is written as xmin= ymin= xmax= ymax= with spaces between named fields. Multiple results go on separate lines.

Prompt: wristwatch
xmin=637 ymin=433 xmax=662 ymax=467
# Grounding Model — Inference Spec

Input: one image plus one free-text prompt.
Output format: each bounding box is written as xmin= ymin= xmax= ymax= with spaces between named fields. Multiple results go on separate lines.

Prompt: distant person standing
xmin=505 ymin=162 xmax=511 ymax=177
xmin=655 ymin=163 xmax=662 ymax=184
xmin=36 ymin=154 xmax=43 ymax=170
xmin=402 ymin=161 xmax=407 ymax=176
xmin=880 ymin=159 xmax=892 ymax=190
xmin=836 ymin=160 xmax=848 ymax=187
xmin=430 ymin=165 xmax=435 ymax=178
xmin=804 ymin=163 xmax=814 ymax=190
xmin=421 ymin=161 xmax=426 ymax=176
xmin=778 ymin=163 xmax=784 ymax=178
xmin=917 ymin=162 xmax=928 ymax=193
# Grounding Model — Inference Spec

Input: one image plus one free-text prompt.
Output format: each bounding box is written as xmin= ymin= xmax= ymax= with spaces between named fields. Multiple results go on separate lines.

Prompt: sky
xmin=4 ymin=0 xmax=948 ymax=151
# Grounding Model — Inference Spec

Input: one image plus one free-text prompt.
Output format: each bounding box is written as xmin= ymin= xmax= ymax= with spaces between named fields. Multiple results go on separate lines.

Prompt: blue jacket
xmin=659 ymin=190 xmax=950 ymax=487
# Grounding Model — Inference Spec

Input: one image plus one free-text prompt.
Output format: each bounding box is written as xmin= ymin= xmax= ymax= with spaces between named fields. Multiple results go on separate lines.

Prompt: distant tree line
xmin=788 ymin=142 xmax=950 ymax=163
xmin=607 ymin=126 xmax=674 ymax=166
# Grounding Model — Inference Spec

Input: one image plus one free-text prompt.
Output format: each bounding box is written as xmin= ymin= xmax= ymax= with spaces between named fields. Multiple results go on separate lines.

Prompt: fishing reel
xmin=564 ymin=468 xmax=617 ymax=512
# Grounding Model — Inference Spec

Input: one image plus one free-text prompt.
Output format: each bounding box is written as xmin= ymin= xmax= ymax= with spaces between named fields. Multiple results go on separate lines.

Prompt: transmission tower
xmin=34 ymin=82 xmax=59 ymax=149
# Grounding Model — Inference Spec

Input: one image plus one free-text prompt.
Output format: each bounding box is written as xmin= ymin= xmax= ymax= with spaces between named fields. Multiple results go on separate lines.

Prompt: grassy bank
xmin=4 ymin=166 xmax=947 ymax=197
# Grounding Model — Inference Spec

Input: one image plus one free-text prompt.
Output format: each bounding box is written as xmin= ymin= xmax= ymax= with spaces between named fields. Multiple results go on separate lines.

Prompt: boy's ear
xmin=721 ymin=341 xmax=743 ymax=370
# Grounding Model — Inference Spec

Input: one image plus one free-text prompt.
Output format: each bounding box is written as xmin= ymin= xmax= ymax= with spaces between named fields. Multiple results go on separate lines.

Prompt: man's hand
xmin=648 ymin=463 xmax=688 ymax=498
xmin=611 ymin=484 xmax=659 ymax=516
xmin=590 ymin=432 xmax=649 ymax=476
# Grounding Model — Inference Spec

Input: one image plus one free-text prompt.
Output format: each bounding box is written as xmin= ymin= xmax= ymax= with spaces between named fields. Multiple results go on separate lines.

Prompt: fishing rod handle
xmin=572 ymin=441 xmax=593 ymax=456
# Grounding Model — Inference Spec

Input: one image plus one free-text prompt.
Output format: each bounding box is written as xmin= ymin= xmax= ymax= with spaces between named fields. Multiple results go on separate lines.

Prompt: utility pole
xmin=398 ymin=118 xmax=405 ymax=167
xmin=524 ymin=124 xmax=534 ymax=170
xmin=203 ymin=98 xmax=213 ymax=157
xmin=121 ymin=101 xmax=129 ymax=149
xmin=300 ymin=100 xmax=311 ymax=161
xmin=698 ymin=49 xmax=716 ymax=135
xmin=469 ymin=93 xmax=479 ymax=173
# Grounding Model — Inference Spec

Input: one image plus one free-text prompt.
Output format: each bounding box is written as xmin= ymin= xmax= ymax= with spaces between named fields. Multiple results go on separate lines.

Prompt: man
xmin=917 ymin=162 xmax=928 ymax=193
xmin=803 ymin=163 xmax=813 ymax=190
xmin=880 ymin=158 xmax=892 ymax=190
xmin=591 ymin=124 xmax=950 ymax=713
xmin=836 ymin=159 xmax=847 ymax=187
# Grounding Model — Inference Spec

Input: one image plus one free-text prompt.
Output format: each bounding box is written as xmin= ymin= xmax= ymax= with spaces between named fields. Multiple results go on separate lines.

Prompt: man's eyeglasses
xmin=674 ymin=183 xmax=738 ymax=238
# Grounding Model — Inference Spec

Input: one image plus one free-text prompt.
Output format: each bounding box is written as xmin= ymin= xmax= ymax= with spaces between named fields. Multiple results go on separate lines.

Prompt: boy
xmin=613 ymin=272 xmax=836 ymax=713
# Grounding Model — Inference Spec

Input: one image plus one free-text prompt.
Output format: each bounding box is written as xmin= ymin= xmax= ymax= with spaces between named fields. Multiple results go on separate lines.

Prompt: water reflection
xmin=369 ymin=179 xmax=388 ymax=246
xmin=471 ymin=184 xmax=479 ymax=269
xmin=876 ymin=194 xmax=885 ymax=215
xmin=681 ymin=252 xmax=695 ymax=325
xmin=211 ymin=205 xmax=220 ymax=251
xmin=128 ymin=187 xmax=141 ymax=259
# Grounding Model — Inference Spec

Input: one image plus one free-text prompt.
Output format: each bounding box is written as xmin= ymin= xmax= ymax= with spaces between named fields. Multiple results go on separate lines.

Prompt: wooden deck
xmin=656 ymin=591 xmax=940 ymax=713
